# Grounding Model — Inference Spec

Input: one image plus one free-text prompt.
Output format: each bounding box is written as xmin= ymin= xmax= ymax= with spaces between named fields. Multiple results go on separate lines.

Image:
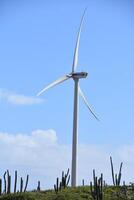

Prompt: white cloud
xmin=118 ymin=145 xmax=134 ymax=162
xmin=0 ymin=129 xmax=133 ymax=190
xmin=0 ymin=89 xmax=43 ymax=105
xmin=0 ymin=129 xmax=70 ymax=190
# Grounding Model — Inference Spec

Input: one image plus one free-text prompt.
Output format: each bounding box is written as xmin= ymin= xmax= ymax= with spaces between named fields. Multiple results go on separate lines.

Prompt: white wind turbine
xmin=37 ymin=9 xmax=99 ymax=187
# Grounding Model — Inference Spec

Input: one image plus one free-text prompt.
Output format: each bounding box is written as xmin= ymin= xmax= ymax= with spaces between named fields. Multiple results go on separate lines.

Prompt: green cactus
xmin=90 ymin=170 xmax=103 ymax=200
xmin=37 ymin=181 xmax=41 ymax=191
xmin=14 ymin=170 xmax=17 ymax=194
xmin=82 ymin=179 xmax=85 ymax=186
xmin=3 ymin=172 xmax=6 ymax=194
xmin=54 ymin=169 xmax=70 ymax=193
xmin=20 ymin=177 xmax=23 ymax=193
xmin=7 ymin=170 xmax=11 ymax=194
xmin=54 ymin=177 xmax=61 ymax=193
xmin=110 ymin=156 xmax=123 ymax=186
xmin=24 ymin=175 xmax=29 ymax=192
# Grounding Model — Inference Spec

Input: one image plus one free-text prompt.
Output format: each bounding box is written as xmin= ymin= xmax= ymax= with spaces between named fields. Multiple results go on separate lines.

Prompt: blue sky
xmin=0 ymin=0 xmax=134 ymax=188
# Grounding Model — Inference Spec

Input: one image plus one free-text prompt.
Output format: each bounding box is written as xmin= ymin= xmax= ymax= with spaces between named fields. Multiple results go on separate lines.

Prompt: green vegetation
xmin=0 ymin=186 xmax=134 ymax=200
xmin=0 ymin=157 xmax=133 ymax=200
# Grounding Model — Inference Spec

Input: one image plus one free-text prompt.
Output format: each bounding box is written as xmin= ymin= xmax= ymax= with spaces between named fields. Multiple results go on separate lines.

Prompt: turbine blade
xmin=72 ymin=8 xmax=87 ymax=73
xmin=79 ymin=86 xmax=99 ymax=121
xmin=37 ymin=74 xmax=71 ymax=96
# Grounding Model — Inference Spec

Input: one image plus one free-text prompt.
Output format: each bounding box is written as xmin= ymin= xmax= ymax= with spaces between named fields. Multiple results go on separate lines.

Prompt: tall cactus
xmin=118 ymin=162 xmax=123 ymax=186
xmin=20 ymin=177 xmax=23 ymax=193
xmin=110 ymin=156 xmax=123 ymax=186
xmin=54 ymin=169 xmax=70 ymax=193
xmin=14 ymin=170 xmax=17 ymax=194
xmin=7 ymin=170 xmax=11 ymax=194
xmin=82 ymin=179 xmax=85 ymax=186
xmin=37 ymin=181 xmax=41 ymax=191
xmin=0 ymin=170 xmax=30 ymax=195
xmin=54 ymin=178 xmax=61 ymax=194
xmin=3 ymin=172 xmax=6 ymax=194
xmin=90 ymin=170 xmax=103 ymax=200
xmin=110 ymin=156 xmax=115 ymax=186
xmin=24 ymin=175 xmax=29 ymax=192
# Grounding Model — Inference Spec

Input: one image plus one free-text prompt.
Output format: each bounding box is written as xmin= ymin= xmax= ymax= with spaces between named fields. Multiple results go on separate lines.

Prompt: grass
xmin=0 ymin=186 xmax=134 ymax=200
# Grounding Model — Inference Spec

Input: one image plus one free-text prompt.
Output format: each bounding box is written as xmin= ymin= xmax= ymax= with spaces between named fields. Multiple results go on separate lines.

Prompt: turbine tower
xmin=37 ymin=9 xmax=99 ymax=187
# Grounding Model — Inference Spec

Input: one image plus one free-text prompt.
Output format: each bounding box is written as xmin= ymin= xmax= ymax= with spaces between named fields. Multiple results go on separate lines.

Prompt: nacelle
xmin=72 ymin=72 xmax=88 ymax=79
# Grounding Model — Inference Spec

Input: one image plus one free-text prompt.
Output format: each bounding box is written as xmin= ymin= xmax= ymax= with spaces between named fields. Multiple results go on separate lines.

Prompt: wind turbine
xmin=37 ymin=9 xmax=99 ymax=187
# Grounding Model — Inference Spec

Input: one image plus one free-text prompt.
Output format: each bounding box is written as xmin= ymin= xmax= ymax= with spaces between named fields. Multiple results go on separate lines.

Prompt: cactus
xmin=110 ymin=156 xmax=123 ymax=186
xmin=110 ymin=156 xmax=115 ymax=186
xmin=37 ymin=181 xmax=41 ymax=191
xmin=14 ymin=170 xmax=17 ymax=194
xmin=82 ymin=179 xmax=85 ymax=186
xmin=54 ymin=178 xmax=61 ymax=193
xmin=90 ymin=170 xmax=103 ymax=200
xmin=24 ymin=175 xmax=29 ymax=192
xmin=118 ymin=162 xmax=123 ymax=186
xmin=3 ymin=172 xmax=6 ymax=194
xmin=61 ymin=168 xmax=70 ymax=188
xmin=7 ymin=170 xmax=11 ymax=194
xmin=54 ymin=169 xmax=70 ymax=193
xmin=0 ymin=170 xmax=30 ymax=195
xmin=20 ymin=177 xmax=23 ymax=193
